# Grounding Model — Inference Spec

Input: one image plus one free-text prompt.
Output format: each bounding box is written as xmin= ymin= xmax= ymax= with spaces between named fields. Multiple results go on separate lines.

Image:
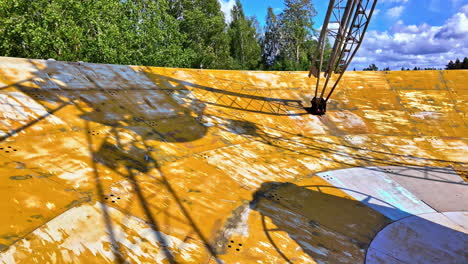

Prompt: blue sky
xmin=218 ymin=0 xmax=468 ymax=70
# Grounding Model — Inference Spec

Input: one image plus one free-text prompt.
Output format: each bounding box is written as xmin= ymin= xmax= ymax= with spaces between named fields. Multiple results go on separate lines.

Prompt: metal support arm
xmin=307 ymin=0 xmax=378 ymax=115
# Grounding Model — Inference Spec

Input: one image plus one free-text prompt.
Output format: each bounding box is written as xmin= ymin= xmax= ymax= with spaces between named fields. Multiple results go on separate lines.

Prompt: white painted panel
xmin=317 ymin=167 xmax=436 ymax=220
xmin=443 ymin=211 xmax=468 ymax=231
xmin=383 ymin=166 xmax=468 ymax=212
xmin=367 ymin=213 xmax=468 ymax=264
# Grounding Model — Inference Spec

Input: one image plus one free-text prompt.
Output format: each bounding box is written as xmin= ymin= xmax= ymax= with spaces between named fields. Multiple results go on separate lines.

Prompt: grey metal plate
xmin=382 ymin=166 xmax=468 ymax=212
xmin=366 ymin=212 xmax=468 ymax=264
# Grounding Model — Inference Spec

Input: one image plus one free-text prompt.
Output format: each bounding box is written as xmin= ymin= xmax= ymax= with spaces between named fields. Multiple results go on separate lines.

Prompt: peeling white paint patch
xmin=301 ymin=243 xmax=329 ymax=256
xmin=330 ymin=146 xmax=359 ymax=165
xmin=58 ymin=167 xmax=92 ymax=181
xmin=57 ymin=167 xmax=93 ymax=189
xmin=331 ymin=111 xmax=367 ymax=129
xmin=411 ymin=111 xmax=443 ymax=120
xmin=246 ymin=72 xmax=288 ymax=88
xmin=46 ymin=202 xmax=56 ymax=210
xmin=223 ymin=205 xmax=252 ymax=238
xmin=289 ymin=115 xmax=328 ymax=134
xmin=0 ymin=202 xmax=202 ymax=264
xmin=0 ymin=92 xmax=64 ymax=124
xmin=259 ymin=242 xmax=271 ymax=248
xmin=297 ymin=157 xmax=327 ymax=172
xmin=24 ymin=196 xmax=42 ymax=209
xmin=262 ymin=127 xmax=284 ymax=138
xmin=0 ymin=246 xmax=17 ymax=264
xmin=343 ymin=135 xmax=368 ymax=145
xmin=174 ymin=71 xmax=197 ymax=86
xmin=207 ymin=144 xmax=301 ymax=189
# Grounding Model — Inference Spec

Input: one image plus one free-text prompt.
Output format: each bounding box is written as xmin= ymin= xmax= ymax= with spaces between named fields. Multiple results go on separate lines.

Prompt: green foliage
xmin=119 ymin=0 xmax=190 ymax=67
xmin=0 ymin=0 xmax=189 ymax=66
xmin=228 ymin=1 xmax=261 ymax=70
xmin=0 ymin=0 xmax=324 ymax=71
xmin=262 ymin=7 xmax=281 ymax=69
xmin=446 ymin=58 xmax=468 ymax=70
xmin=363 ymin=64 xmax=378 ymax=71
xmin=263 ymin=0 xmax=318 ymax=71
xmin=278 ymin=0 xmax=317 ymax=67
xmin=463 ymin=58 xmax=468 ymax=69
xmin=169 ymin=0 xmax=233 ymax=69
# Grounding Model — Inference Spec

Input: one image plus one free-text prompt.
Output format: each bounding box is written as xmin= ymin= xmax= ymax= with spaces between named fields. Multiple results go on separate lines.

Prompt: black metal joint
xmin=307 ymin=97 xmax=327 ymax=115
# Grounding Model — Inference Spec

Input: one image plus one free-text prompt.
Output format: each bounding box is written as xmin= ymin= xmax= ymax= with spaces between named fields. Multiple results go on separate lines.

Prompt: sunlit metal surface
xmin=0 ymin=57 xmax=467 ymax=263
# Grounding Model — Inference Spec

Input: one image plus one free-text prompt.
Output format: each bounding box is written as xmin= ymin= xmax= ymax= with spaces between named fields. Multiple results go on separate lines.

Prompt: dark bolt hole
xmin=117 ymin=197 xmax=121 ymax=200
xmin=228 ymin=245 xmax=231 ymax=248
xmin=105 ymin=197 xmax=108 ymax=200
xmin=110 ymin=194 xmax=114 ymax=197
xmin=230 ymin=240 xmax=234 ymax=243
xmin=236 ymin=249 xmax=240 ymax=251
xmin=6 ymin=151 xmax=9 ymax=153
xmin=239 ymin=244 xmax=242 ymax=246
xmin=112 ymin=201 xmax=116 ymax=203
xmin=8 ymin=146 xmax=11 ymax=148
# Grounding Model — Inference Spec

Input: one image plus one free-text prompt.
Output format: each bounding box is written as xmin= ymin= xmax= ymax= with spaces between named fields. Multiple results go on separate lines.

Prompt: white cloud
xmin=218 ymin=0 xmax=236 ymax=23
xmin=386 ymin=5 xmax=405 ymax=18
xmin=462 ymin=4 xmax=468 ymax=13
xmin=351 ymin=5 xmax=468 ymax=70
xmin=435 ymin=8 xmax=468 ymax=38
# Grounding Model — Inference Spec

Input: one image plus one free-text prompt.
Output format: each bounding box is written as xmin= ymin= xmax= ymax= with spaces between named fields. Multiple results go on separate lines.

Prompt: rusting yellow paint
xmin=0 ymin=57 xmax=467 ymax=263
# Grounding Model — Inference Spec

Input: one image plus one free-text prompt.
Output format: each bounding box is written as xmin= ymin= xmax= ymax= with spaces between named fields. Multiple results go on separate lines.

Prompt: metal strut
xmin=308 ymin=0 xmax=378 ymax=115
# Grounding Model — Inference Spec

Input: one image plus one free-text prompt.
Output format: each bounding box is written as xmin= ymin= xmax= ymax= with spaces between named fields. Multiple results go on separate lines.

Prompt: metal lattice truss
xmin=308 ymin=0 xmax=378 ymax=113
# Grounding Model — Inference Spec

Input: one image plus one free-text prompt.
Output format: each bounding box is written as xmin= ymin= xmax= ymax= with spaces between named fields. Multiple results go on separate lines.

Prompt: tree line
xmin=0 ymin=0 xmax=319 ymax=71
xmin=446 ymin=58 xmax=468 ymax=70
xmin=360 ymin=57 xmax=468 ymax=71
xmin=360 ymin=65 xmax=444 ymax=71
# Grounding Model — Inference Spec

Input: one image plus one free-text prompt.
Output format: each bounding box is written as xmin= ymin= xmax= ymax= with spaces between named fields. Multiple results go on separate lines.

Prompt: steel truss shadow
xmin=215 ymin=118 xmax=467 ymax=186
xmin=0 ymin=59 xmax=466 ymax=264
xmin=146 ymin=73 xmax=309 ymax=116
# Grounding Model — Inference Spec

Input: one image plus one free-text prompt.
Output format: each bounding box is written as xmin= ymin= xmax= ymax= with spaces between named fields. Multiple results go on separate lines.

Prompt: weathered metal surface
xmin=383 ymin=166 xmax=468 ymax=212
xmin=366 ymin=212 xmax=468 ymax=264
xmin=317 ymin=167 xmax=437 ymax=220
xmin=443 ymin=211 xmax=468 ymax=230
xmin=0 ymin=57 xmax=467 ymax=263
